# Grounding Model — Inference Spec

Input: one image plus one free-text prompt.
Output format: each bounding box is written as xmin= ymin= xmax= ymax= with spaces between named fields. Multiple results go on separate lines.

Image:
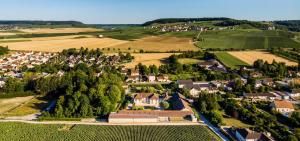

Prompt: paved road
xmin=199 ymin=113 xmax=230 ymax=141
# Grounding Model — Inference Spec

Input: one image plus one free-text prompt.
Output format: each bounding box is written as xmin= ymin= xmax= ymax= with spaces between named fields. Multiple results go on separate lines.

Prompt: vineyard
xmin=0 ymin=122 xmax=221 ymax=141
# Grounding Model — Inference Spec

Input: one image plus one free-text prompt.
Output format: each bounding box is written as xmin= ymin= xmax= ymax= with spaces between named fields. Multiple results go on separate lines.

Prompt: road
xmin=198 ymin=112 xmax=230 ymax=141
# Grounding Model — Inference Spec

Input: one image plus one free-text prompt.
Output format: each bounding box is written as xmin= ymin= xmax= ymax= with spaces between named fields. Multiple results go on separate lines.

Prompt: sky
xmin=0 ymin=0 xmax=299 ymax=24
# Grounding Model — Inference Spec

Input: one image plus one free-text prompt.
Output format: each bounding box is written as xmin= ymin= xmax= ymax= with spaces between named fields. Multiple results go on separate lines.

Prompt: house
xmin=250 ymin=72 xmax=263 ymax=78
xmin=197 ymin=60 xmax=218 ymax=69
xmin=235 ymin=128 xmax=274 ymax=141
xmin=275 ymin=81 xmax=289 ymax=88
xmin=126 ymin=75 xmax=140 ymax=83
xmin=131 ymin=69 xmax=140 ymax=76
xmin=177 ymin=80 xmax=193 ymax=88
xmin=262 ymin=78 xmax=274 ymax=87
xmin=290 ymin=88 xmax=300 ymax=97
xmin=133 ymin=93 xmax=160 ymax=107
xmin=147 ymin=74 xmax=156 ymax=82
xmin=108 ymin=92 xmax=196 ymax=123
xmin=244 ymin=93 xmax=276 ymax=101
xmin=271 ymin=100 xmax=294 ymax=115
xmin=157 ymin=75 xmax=169 ymax=82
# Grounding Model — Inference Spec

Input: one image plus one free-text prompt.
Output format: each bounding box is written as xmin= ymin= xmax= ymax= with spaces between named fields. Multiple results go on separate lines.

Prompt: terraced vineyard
xmin=0 ymin=123 xmax=221 ymax=141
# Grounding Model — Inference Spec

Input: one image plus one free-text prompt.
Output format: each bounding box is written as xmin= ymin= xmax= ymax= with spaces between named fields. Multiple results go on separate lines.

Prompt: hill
xmin=0 ymin=20 xmax=84 ymax=26
xmin=142 ymin=17 xmax=231 ymax=26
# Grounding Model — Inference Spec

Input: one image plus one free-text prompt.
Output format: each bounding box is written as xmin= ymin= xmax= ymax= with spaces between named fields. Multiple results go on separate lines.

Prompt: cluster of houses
xmin=197 ymin=59 xmax=227 ymax=73
xmin=124 ymin=68 xmax=170 ymax=83
xmin=109 ymin=93 xmax=196 ymax=123
xmin=0 ymin=52 xmax=56 ymax=76
xmin=66 ymin=54 xmax=121 ymax=68
xmin=0 ymin=25 xmax=20 ymax=31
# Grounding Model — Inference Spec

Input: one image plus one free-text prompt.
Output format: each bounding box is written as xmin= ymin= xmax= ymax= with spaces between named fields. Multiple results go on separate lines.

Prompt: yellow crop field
xmin=19 ymin=28 xmax=103 ymax=34
xmin=228 ymin=51 xmax=298 ymax=66
xmin=124 ymin=53 xmax=174 ymax=68
xmin=1 ymin=37 xmax=128 ymax=52
xmin=111 ymin=36 xmax=199 ymax=52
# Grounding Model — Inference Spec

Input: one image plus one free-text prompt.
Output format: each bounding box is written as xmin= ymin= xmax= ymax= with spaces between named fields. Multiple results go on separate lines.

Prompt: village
xmin=1 ymin=49 xmax=300 ymax=140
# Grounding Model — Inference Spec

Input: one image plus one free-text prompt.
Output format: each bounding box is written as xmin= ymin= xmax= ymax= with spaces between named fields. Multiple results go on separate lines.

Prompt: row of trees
xmin=253 ymin=59 xmax=288 ymax=77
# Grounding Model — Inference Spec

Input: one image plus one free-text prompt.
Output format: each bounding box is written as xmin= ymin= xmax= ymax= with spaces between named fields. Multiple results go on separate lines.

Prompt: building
xmin=244 ymin=93 xmax=276 ymax=101
xmin=235 ymin=128 xmax=274 ymax=141
xmin=271 ymin=100 xmax=294 ymax=115
xmin=133 ymin=93 xmax=160 ymax=107
xmin=147 ymin=74 xmax=156 ymax=82
xmin=177 ymin=80 xmax=193 ymax=88
xmin=108 ymin=93 xmax=196 ymax=123
xmin=157 ymin=75 xmax=169 ymax=82
xmin=290 ymin=88 xmax=300 ymax=97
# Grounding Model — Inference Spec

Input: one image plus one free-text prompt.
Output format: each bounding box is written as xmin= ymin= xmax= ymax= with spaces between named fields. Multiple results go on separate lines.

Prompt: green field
xmin=214 ymin=52 xmax=249 ymax=69
xmin=178 ymin=58 xmax=202 ymax=64
xmin=196 ymin=29 xmax=300 ymax=49
xmin=0 ymin=123 xmax=221 ymax=141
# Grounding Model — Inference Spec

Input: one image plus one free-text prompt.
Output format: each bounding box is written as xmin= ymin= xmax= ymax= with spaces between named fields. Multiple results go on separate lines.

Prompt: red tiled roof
xmin=274 ymin=100 xmax=294 ymax=109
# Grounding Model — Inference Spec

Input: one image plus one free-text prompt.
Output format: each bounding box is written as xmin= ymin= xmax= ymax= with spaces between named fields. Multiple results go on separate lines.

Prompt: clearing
xmin=0 ymin=96 xmax=34 ymax=115
xmin=19 ymin=28 xmax=103 ymax=34
xmin=111 ymin=36 xmax=199 ymax=52
xmin=223 ymin=117 xmax=253 ymax=128
xmin=228 ymin=51 xmax=298 ymax=66
xmin=2 ymin=96 xmax=48 ymax=117
xmin=214 ymin=52 xmax=249 ymax=69
xmin=124 ymin=53 xmax=174 ymax=68
xmin=0 ymin=37 xmax=128 ymax=52
xmin=178 ymin=58 xmax=202 ymax=64
xmin=0 ymin=123 xmax=221 ymax=141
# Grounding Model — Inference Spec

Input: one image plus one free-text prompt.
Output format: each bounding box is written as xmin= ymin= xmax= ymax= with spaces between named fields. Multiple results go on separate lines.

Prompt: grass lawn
xmin=0 ymin=123 xmax=221 ymax=141
xmin=223 ymin=117 xmax=253 ymax=128
xmin=214 ymin=52 xmax=249 ymax=69
xmin=2 ymin=96 xmax=49 ymax=117
xmin=196 ymin=29 xmax=300 ymax=49
xmin=178 ymin=58 xmax=202 ymax=64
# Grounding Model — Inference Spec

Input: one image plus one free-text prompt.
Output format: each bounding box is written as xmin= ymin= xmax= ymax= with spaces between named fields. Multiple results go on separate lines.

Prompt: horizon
xmin=0 ymin=0 xmax=299 ymax=24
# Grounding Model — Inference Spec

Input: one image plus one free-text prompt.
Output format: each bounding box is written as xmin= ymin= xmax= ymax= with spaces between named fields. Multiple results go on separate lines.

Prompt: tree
xmin=160 ymin=101 xmax=170 ymax=109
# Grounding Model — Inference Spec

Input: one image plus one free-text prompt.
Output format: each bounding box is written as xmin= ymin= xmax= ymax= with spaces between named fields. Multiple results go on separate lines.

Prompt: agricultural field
xmin=111 ymin=36 xmax=198 ymax=52
xmin=0 ymin=96 xmax=34 ymax=115
xmin=2 ymin=96 xmax=48 ymax=117
xmin=196 ymin=29 xmax=300 ymax=49
xmin=0 ymin=37 xmax=128 ymax=52
xmin=18 ymin=28 xmax=103 ymax=34
xmin=178 ymin=58 xmax=202 ymax=64
xmin=214 ymin=52 xmax=249 ymax=69
xmin=228 ymin=51 xmax=298 ymax=66
xmin=124 ymin=53 xmax=174 ymax=68
xmin=0 ymin=123 xmax=221 ymax=141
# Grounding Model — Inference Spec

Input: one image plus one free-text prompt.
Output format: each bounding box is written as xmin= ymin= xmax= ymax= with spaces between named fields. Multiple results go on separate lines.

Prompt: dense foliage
xmin=0 ymin=46 xmax=9 ymax=55
xmin=142 ymin=17 xmax=231 ymax=26
xmin=275 ymin=20 xmax=300 ymax=32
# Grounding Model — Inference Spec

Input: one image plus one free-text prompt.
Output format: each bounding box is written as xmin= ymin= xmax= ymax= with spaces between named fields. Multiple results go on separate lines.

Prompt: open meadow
xmin=2 ymin=96 xmax=48 ymax=117
xmin=124 ymin=53 xmax=174 ymax=68
xmin=0 ymin=123 xmax=221 ymax=141
xmin=228 ymin=51 xmax=298 ymax=66
xmin=0 ymin=96 xmax=34 ymax=115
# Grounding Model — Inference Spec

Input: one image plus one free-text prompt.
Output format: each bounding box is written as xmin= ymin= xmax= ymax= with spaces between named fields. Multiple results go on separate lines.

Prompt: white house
xmin=271 ymin=100 xmax=295 ymax=115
